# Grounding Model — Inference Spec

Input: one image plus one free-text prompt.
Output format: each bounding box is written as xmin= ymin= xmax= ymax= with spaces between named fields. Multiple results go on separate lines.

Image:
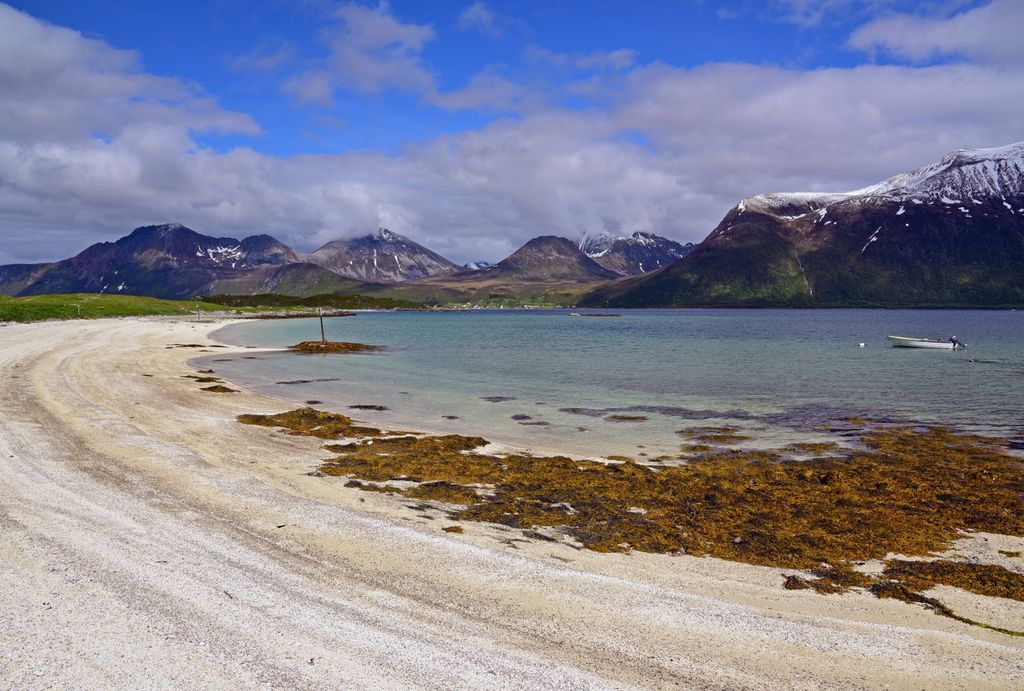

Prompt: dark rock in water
xmin=519 ymin=421 xmax=551 ymax=426
xmin=305 ymin=400 xmax=323 ymax=405
xmin=559 ymin=407 xmax=606 ymax=417
xmin=511 ymin=414 xmax=533 ymax=421
xmin=276 ymin=377 xmax=341 ymax=385
xmin=442 ymin=415 xmax=459 ymax=420
xmin=562 ymin=403 xmax=773 ymax=422
xmin=481 ymin=396 xmax=516 ymax=402
xmin=350 ymin=404 xmax=389 ymax=411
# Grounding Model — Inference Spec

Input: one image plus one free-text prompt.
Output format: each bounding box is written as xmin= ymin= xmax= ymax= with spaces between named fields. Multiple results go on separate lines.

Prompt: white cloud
xmin=526 ymin=45 xmax=637 ymax=72
xmin=849 ymin=0 xmax=1024 ymax=64
xmin=768 ymin=0 xmax=891 ymax=27
xmin=427 ymin=72 xmax=525 ymax=111
xmin=0 ymin=3 xmax=257 ymax=145
xmin=227 ymin=39 xmax=297 ymax=73
xmin=283 ymin=2 xmax=435 ymax=103
xmin=739 ymin=1 xmax=975 ymax=28
xmin=2 ymin=2 xmax=1024 ymax=267
xmin=457 ymin=2 xmax=500 ymax=36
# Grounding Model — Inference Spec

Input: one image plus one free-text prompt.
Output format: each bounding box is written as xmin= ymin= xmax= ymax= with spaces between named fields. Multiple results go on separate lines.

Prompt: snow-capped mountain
xmin=734 ymin=142 xmax=1024 ymax=224
xmin=857 ymin=143 xmax=1024 ymax=201
xmin=306 ymin=228 xmax=459 ymax=283
xmin=582 ymin=142 xmax=1024 ymax=307
xmin=461 ymin=261 xmax=492 ymax=271
xmin=579 ymin=231 xmax=695 ymax=276
xmin=578 ymin=231 xmax=620 ymax=258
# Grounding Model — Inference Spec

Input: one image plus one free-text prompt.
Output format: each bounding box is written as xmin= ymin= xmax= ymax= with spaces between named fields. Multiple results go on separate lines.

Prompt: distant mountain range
xmin=0 ymin=221 xmax=685 ymax=303
xmin=582 ymin=143 xmax=1024 ymax=308
xmin=3 ymin=142 xmax=1022 ymax=307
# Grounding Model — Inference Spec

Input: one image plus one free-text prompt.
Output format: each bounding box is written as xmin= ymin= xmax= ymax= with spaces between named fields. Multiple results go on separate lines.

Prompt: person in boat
xmin=949 ymin=335 xmax=960 ymax=347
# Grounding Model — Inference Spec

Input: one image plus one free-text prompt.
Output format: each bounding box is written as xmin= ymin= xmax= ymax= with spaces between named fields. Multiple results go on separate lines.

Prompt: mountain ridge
xmin=579 ymin=231 xmax=695 ymax=276
xmin=306 ymin=228 xmax=459 ymax=283
xmin=581 ymin=142 xmax=1024 ymax=308
xmin=4 ymin=143 xmax=1023 ymax=307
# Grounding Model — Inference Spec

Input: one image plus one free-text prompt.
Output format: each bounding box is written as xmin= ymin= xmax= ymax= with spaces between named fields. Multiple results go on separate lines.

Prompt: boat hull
xmin=887 ymin=336 xmax=959 ymax=349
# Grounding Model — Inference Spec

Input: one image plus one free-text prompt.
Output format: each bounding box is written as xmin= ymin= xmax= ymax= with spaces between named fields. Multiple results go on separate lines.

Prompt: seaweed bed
xmin=677 ymin=426 xmax=753 ymax=445
xmin=290 ymin=340 xmax=384 ymax=354
xmin=238 ymin=407 xmax=1024 ymax=634
xmin=202 ymin=385 xmax=238 ymax=393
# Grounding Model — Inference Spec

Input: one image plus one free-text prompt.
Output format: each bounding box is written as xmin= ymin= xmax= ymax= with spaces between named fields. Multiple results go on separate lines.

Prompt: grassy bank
xmin=0 ymin=293 xmax=238 ymax=323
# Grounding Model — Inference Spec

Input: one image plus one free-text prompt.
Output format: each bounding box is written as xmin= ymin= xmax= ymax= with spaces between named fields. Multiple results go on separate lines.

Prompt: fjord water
xmin=205 ymin=309 xmax=1024 ymax=458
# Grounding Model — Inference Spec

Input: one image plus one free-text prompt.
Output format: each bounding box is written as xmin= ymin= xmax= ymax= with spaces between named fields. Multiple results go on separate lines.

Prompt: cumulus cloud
xmin=283 ymin=2 xmax=435 ymax=103
xmin=2 ymin=2 xmax=1024 ymax=267
xmin=0 ymin=4 xmax=257 ymax=145
xmin=457 ymin=2 xmax=500 ymax=36
xmin=282 ymin=2 xmax=518 ymax=112
xmin=849 ymin=0 xmax=1024 ymax=64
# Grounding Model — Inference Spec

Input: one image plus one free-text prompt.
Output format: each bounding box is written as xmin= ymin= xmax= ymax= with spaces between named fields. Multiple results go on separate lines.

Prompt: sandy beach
xmin=1 ymin=316 xmax=1022 ymax=689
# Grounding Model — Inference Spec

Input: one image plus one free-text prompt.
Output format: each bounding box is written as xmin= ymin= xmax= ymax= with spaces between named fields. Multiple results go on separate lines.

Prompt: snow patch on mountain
xmin=856 ymin=142 xmax=1024 ymax=200
xmin=306 ymin=227 xmax=458 ymax=282
xmin=197 ymin=245 xmax=244 ymax=264
xmin=736 ymin=142 xmax=1024 ymax=220
xmin=579 ymin=231 xmax=694 ymax=276
xmin=578 ymin=231 xmax=619 ymax=258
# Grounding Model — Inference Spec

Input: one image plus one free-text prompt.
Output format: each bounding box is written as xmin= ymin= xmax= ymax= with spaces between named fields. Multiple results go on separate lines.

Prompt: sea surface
xmin=203 ymin=309 xmax=1024 ymax=459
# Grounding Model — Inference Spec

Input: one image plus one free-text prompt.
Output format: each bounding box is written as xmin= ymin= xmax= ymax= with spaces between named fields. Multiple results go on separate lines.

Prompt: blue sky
xmin=13 ymin=0 xmax=957 ymax=155
xmin=0 ymin=1 xmax=1020 ymax=263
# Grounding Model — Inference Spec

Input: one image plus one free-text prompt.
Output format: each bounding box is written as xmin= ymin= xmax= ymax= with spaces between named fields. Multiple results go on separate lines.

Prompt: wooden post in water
xmin=319 ymin=307 xmax=326 ymax=342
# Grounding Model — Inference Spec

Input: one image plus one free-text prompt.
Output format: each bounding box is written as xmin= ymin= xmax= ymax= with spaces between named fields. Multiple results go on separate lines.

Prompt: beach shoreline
xmin=2 ymin=315 xmax=1022 ymax=688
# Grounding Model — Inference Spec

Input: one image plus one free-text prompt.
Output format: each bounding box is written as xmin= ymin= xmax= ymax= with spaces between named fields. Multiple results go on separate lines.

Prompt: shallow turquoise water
xmin=203 ymin=309 xmax=1024 ymax=458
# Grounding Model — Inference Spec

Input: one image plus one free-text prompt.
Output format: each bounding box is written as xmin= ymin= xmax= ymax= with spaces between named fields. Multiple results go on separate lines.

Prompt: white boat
xmin=887 ymin=335 xmax=966 ymax=349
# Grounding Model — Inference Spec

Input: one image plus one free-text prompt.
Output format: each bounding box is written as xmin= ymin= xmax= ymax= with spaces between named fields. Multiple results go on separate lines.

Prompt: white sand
xmin=1 ymin=317 xmax=1022 ymax=688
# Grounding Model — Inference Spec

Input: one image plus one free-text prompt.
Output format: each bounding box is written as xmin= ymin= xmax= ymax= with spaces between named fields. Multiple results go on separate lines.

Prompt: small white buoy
xmin=858 ymin=342 xmax=866 ymax=348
